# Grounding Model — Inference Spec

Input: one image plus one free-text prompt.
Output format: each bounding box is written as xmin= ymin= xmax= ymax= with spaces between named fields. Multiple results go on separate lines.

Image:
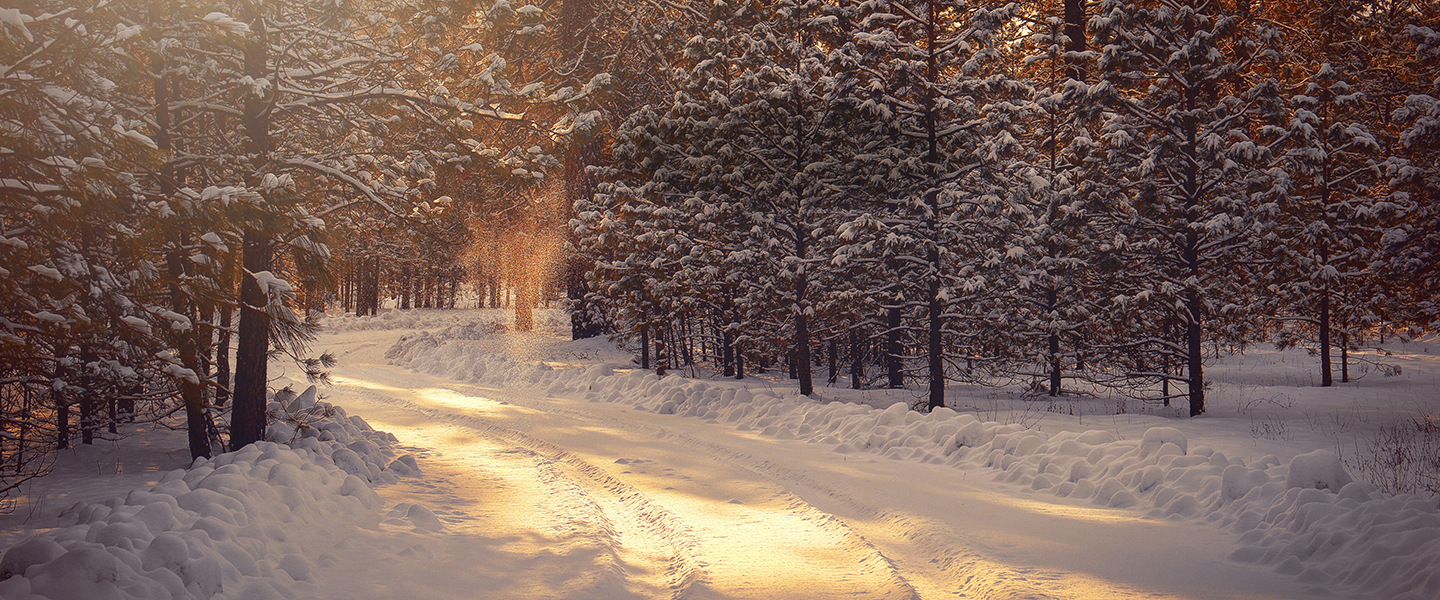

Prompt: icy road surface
xmin=305 ymin=329 xmax=1309 ymax=600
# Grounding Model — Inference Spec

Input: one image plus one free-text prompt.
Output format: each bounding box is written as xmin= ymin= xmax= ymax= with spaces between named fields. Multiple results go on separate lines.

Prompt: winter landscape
xmin=1 ymin=309 xmax=1439 ymax=600
xmin=2 ymin=0 xmax=1438 ymax=599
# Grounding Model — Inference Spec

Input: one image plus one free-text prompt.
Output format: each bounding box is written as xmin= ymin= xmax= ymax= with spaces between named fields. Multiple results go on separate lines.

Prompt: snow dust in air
xmin=462 ymin=180 xmax=571 ymax=336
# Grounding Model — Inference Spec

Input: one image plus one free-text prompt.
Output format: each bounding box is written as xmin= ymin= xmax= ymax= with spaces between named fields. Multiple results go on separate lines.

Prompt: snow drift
xmin=0 ymin=388 xmax=423 ymax=600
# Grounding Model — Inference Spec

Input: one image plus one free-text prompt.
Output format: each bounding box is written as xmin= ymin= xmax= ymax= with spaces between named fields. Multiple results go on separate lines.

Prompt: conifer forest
xmin=1 ymin=0 xmax=1437 ymax=502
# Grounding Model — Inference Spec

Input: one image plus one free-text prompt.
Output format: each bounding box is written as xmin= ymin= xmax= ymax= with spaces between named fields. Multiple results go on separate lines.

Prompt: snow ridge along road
xmin=309 ymin=325 xmax=1325 ymax=600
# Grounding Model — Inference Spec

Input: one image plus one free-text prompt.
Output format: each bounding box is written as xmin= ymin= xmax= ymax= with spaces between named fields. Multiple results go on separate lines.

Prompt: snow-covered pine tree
xmin=841 ymin=0 xmax=1029 ymax=409
xmin=1003 ymin=0 xmax=1106 ymax=397
xmin=1386 ymin=21 xmax=1440 ymax=330
xmin=1089 ymin=0 xmax=1282 ymax=415
xmin=0 ymin=0 xmax=175 ymax=479
xmin=582 ymin=0 xmax=856 ymax=394
xmin=1272 ymin=55 xmax=1409 ymax=386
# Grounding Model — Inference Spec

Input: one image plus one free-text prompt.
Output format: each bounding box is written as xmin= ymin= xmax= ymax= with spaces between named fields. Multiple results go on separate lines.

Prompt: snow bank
xmin=388 ymin=337 xmax=1440 ymax=600
xmin=321 ymin=308 xmax=567 ymax=334
xmin=264 ymin=385 xmax=421 ymax=484
xmin=0 ymin=388 xmax=424 ymax=600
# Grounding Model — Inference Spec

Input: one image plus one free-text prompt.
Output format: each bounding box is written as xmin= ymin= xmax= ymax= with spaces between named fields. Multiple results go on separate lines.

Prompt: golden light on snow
xmin=322 ymin=355 xmax=1311 ymax=600
xmin=413 ymin=387 xmax=508 ymax=412
xmin=992 ymin=495 xmax=1151 ymax=524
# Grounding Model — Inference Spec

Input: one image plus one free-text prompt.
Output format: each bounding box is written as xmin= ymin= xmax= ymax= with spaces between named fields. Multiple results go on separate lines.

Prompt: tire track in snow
xmin=333 ymin=381 xmax=711 ymax=600
xmin=436 ymin=383 xmax=925 ymax=600
xmin=330 ymin=370 xmax=920 ymax=599
xmin=454 ymin=381 xmax=1197 ymax=600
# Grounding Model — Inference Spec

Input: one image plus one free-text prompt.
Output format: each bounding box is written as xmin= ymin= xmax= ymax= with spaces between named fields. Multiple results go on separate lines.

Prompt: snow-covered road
xmin=306 ymin=328 xmax=1311 ymax=600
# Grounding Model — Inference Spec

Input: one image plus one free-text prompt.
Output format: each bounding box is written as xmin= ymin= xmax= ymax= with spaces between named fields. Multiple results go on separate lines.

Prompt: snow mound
xmin=264 ymin=385 xmax=418 ymax=485
xmin=0 ymin=392 xmax=427 ymax=600
xmin=390 ymin=336 xmax=1440 ymax=600
xmin=1285 ymin=449 xmax=1352 ymax=491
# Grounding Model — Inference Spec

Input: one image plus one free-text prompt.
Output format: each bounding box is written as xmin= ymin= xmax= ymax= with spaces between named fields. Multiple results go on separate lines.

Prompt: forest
xmin=0 ymin=0 xmax=1437 ymax=501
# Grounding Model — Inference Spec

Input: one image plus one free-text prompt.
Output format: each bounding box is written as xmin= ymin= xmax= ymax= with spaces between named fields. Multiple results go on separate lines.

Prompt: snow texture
xmin=385 ymin=332 xmax=1440 ymax=600
xmin=0 ymin=390 xmax=422 ymax=600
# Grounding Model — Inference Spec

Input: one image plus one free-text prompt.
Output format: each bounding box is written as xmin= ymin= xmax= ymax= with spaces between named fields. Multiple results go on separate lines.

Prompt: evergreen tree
xmin=1004 ymin=0 xmax=1106 ymax=396
xmin=1089 ymin=0 xmax=1281 ymax=415
xmin=842 ymin=0 xmax=1029 ymax=409
xmin=1272 ymin=59 xmax=1408 ymax=385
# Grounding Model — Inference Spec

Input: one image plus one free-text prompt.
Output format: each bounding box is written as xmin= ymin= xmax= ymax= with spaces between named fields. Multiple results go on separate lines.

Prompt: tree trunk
xmin=927 ymin=273 xmax=945 ymax=410
xmin=215 ymin=256 xmax=234 ymax=409
xmin=515 ymin=282 xmax=535 ymax=331
xmin=683 ymin=315 xmax=695 ymax=366
xmin=850 ymin=327 xmax=864 ymax=390
xmin=828 ymin=339 xmax=838 ymax=386
xmin=923 ymin=8 xmax=945 ymax=412
xmin=1320 ymin=277 xmax=1333 ymax=387
xmin=155 ymin=30 xmax=211 ymax=458
xmin=886 ymin=307 xmax=904 ymax=388
xmin=78 ymin=350 xmax=95 ymax=445
xmin=1162 ymin=353 xmax=1170 ymax=405
xmin=722 ymin=326 xmax=735 ymax=377
xmin=735 ymin=344 xmax=745 ymax=380
xmin=232 ymin=228 xmax=271 ymax=449
xmin=1182 ymin=39 xmax=1206 ymax=417
xmin=656 ymin=325 xmax=669 ymax=377
xmin=1049 ymin=288 xmax=1062 ymax=397
xmin=168 ymin=245 xmax=212 ymax=459
xmin=795 ymin=251 xmax=814 ymax=396
xmin=216 ymin=302 xmax=232 ymax=408
xmin=1341 ymin=330 xmax=1350 ymax=383
xmin=232 ymin=3 xmax=272 ymax=450
xmin=1063 ymin=0 xmax=1087 ymax=81
xmin=54 ymin=392 xmax=68 ymax=450
xmin=371 ymin=259 xmax=382 ymax=314
xmin=1185 ymin=292 xmax=1204 ymax=416
xmin=107 ymin=390 xmax=118 ymax=435
xmin=640 ymin=318 xmax=650 ymax=370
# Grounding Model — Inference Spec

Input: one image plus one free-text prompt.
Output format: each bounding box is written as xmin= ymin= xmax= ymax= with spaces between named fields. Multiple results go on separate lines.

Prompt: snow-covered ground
xmin=2 ymin=308 xmax=1438 ymax=599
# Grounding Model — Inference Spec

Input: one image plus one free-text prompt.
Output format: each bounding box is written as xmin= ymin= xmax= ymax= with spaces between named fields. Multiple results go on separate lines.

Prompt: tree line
xmin=0 ymin=0 xmax=1434 ymax=499
xmin=572 ymin=0 xmax=1439 ymax=416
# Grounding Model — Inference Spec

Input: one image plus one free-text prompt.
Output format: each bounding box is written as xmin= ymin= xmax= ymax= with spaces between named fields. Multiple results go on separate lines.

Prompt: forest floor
xmin=2 ymin=308 xmax=1437 ymax=600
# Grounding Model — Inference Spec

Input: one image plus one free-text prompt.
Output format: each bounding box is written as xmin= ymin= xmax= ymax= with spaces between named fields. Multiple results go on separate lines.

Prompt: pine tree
xmin=1273 ymin=59 xmax=1407 ymax=385
xmin=1386 ymin=22 xmax=1440 ymax=329
xmin=1004 ymin=0 xmax=1106 ymax=396
xmin=0 ymin=0 xmax=174 ymax=481
xmin=842 ymin=0 xmax=1029 ymax=409
xmin=1089 ymin=0 xmax=1281 ymax=415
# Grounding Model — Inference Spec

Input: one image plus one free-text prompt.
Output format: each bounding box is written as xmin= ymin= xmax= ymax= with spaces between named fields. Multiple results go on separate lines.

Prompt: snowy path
xmin=302 ymin=330 xmax=1314 ymax=600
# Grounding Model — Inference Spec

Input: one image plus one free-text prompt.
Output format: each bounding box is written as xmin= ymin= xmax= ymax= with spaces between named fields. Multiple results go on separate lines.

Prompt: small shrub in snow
xmin=1345 ymin=414 xmax=1440 ymax=500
